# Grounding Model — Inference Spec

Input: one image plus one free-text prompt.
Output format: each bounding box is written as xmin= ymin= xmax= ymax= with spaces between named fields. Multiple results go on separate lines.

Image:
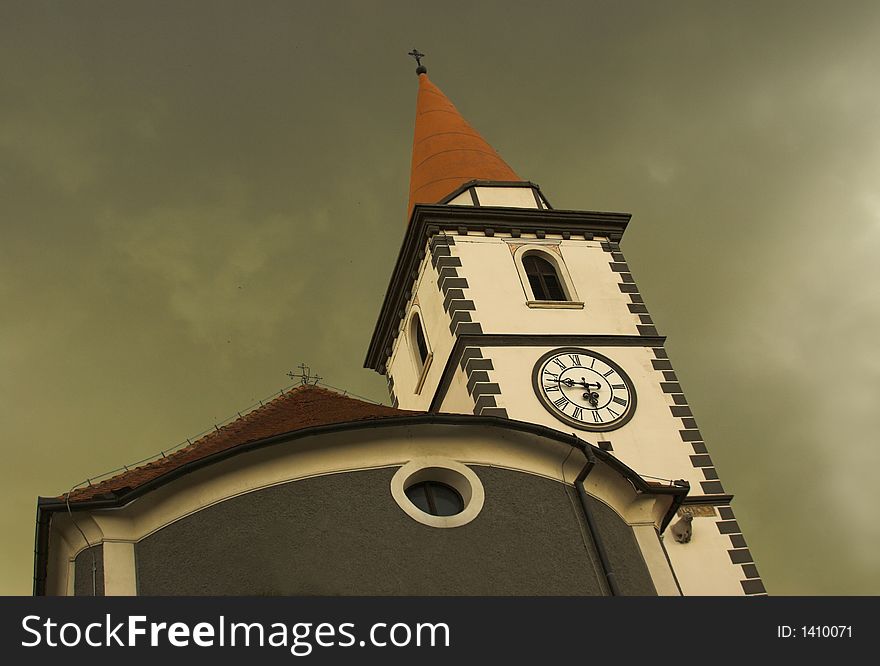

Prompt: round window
xmin=405 ymin=480 xmax=464 ymax=516
xmin=390 ymin=458 xmax=485 ymax=528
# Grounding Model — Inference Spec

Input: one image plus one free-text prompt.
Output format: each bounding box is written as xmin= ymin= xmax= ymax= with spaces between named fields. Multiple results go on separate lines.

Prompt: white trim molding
xmin=390 ymin=457 xmax=485 ymax=528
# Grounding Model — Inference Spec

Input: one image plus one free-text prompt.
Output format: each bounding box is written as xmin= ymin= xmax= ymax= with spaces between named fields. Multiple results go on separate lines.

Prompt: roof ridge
xmin=61 ymin=383 xmax=415 ymax=503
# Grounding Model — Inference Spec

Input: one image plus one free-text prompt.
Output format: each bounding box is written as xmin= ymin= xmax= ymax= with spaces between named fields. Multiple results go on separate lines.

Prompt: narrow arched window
xmin=414 ymin=315 xmax=428 ymax=366
xmin=523 ymin=254 xmax=566 ymax=301
xmin=408 ymin=309 xmax=433 ymax=393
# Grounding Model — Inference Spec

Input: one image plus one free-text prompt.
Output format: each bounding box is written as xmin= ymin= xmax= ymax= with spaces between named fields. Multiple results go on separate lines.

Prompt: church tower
xmin=366 ymin=63 xmax=765 ymax=596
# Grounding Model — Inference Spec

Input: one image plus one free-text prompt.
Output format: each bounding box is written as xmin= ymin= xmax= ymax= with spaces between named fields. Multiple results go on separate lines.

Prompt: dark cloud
xmin=2 ymin=0 xmax=879 ymax=594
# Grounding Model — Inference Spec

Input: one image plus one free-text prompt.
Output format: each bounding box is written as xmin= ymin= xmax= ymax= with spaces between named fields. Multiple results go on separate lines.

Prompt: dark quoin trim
xmin=729 ymin=549 xmax=754 ymax=565
xmin=602 ymin=242 xmax=662 ymax=339
xmin=365 ymin=204 xmax=631 ymax=372
xmin=730 ymin=535 xmax=748 ymax=549
xmin=645 ymin=342 xmax=768 ymax=595
xmin=716 ymin=504 xmax=768 ymax=595
xmin=647 ymin=346 xmax=727 ymax=496
xmin=33 ymin=412 xmax=688 ymax=595
xmin=604 ymin=239 xmax=766 ymax=594
xmin=429 ymin=236 xmax=507 ymax=417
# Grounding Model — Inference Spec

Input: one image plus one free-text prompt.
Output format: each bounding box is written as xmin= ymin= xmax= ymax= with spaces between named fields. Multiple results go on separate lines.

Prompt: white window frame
xmin=408 ymin=306 xmax=433 ymax=394
xmin=511 ymin=243 xmax=583 ymax=309
xmin=390 ymin=458 xmax=485 ymax=529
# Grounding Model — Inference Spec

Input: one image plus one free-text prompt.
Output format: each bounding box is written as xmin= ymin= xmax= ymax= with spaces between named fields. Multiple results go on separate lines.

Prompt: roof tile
xmin=63 ymin=385 xmax=418 ymax=503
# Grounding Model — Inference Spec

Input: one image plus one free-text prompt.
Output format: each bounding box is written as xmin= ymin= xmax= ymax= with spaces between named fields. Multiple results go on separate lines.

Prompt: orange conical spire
xmin=406 ymin=71 xmax=522 ymax=219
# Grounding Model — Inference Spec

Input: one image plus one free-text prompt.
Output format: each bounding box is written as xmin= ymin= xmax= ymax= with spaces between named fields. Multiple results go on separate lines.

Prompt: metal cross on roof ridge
xmin=287 ymin=362 xmax=322 ymax=386
xmin=407 ymin=48 xmax=425 ymax=67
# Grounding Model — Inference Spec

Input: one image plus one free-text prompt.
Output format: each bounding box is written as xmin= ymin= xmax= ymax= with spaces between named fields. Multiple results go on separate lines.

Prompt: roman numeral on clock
xmin=572 ymin=406 xmax=583 ymax=420
xmin=568 ymin=354 xmax=580 ymax=366
xmin=553 ymin=396 xmax=569 ymax=409
xmin=592 ymin=411 xmax=603 ymax=423
xmin=612 ymin=396 xmax=627 ymax=406
xmin=552 ymin=358 xmax=566 ymax=370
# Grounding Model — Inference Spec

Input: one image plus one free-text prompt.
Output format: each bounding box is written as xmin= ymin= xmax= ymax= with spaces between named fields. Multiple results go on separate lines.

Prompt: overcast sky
xmin=2 ymin=0 xmax=879 ymax=595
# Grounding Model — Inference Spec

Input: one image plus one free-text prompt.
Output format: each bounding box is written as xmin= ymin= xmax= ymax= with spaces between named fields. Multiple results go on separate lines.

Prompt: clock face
xmin=532 ymin=348 xmax=637 ymax=431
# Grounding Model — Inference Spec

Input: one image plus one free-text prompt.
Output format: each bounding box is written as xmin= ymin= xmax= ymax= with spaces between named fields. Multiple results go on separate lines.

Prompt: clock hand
xmin=581 ymin=377 xmax=601 ymax=390
xmin=559 ymin=377 xmax=602 ymax=390
xmin=557 ymin=378 xmax=602 ymax=406
xmin=580 ymin=376 xmax=601 ymax=406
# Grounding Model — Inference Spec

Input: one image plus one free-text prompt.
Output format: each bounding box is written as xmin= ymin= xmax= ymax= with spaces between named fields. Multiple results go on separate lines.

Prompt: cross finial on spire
xmin=407 ymin=48 xmax=427 ymax=75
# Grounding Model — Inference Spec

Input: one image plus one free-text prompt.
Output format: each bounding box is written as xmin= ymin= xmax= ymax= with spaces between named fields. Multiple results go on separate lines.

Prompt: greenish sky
xmin=2 ymin=0 xmax=879 ymax=595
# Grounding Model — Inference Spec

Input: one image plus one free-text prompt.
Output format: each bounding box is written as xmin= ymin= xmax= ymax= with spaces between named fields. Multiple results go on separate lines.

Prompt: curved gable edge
xmin=34 ymin=413 xmax=688 ymax=595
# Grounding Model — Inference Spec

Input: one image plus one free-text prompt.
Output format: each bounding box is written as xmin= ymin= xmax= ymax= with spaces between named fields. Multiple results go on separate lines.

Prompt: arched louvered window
xmin=523 ymin=253 xmax=567 ymax=301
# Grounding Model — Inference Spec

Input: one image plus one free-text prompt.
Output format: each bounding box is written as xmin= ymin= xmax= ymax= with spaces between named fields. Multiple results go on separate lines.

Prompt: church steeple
xmin=407 ymin=70 xmax=522 ymax=218
xmin=368 ymin=65 xmax=765 ymax=597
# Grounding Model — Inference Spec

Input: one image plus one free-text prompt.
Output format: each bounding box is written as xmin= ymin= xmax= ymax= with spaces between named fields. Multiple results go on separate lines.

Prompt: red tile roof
xmin=64 ymin=385 xmax=418 ymax=503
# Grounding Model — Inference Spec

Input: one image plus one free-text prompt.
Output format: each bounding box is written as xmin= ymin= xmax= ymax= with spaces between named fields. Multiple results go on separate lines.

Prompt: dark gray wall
xmin=74 ymin=544 xmax=104 ymax=596
xmin=135 ymin=466 xmax=655 ymax=595
xmin=584 ymin=495 xmax=657 ymax=595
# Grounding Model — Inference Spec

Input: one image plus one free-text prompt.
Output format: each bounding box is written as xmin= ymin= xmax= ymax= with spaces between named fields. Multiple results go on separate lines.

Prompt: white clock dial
xmin=532 ymin=348 xmax=637 ymax=431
